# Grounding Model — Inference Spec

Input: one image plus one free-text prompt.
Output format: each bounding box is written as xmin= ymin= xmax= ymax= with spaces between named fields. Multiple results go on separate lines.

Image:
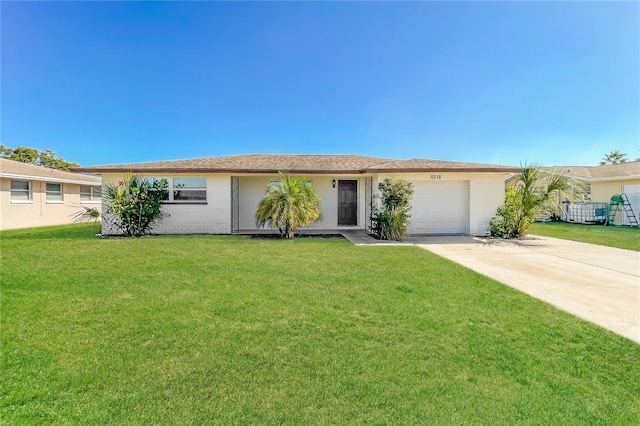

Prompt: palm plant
xmin=491 ymin=164 xmax=579 ymax=238
xmin=255 ymin=172 xmax=322 ymax=239
xmin=600 ymin=150 xmax=628 ymax=165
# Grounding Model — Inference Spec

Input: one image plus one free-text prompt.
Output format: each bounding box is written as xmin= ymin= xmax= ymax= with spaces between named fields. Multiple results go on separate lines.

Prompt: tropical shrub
xmin=103 ymin=174 xmax=169 ymax=237
xmin=255 ymin=172 xmax=322 ymax=239
xmin=490 ymin=165 xmax=579 ymax=238
xmin=489 ymin=187 xmax=520 ymax=238
xmin=370 ymin=177 xmax=413 ymax=241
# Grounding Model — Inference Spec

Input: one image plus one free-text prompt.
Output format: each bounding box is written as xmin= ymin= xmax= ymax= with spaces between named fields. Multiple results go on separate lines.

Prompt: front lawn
xmin=530 ymin=221 xmax=640 ymax=251
xmin=2 ymin=224 xmax=639 ymax=424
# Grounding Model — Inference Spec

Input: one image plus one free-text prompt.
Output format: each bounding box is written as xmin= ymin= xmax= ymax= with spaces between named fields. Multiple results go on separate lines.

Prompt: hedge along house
xmin=74 ymin=154 xmax=517 ymax=236
xmin=0 ymin=158 xmax=102 ymax=230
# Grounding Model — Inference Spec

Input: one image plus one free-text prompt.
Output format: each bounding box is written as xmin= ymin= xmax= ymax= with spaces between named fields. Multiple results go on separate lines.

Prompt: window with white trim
xmin=142 ymin=177 xmax=205 ymax=202
xmin=46 ymin=183 xmax=63 ymax=202
xmin=80 ymin=185 xmax=102 ymax=202
xmin=10 ymin=180 xmax=31 ymax=201
xmin=173 ymin=178 xmax=207 ymax=201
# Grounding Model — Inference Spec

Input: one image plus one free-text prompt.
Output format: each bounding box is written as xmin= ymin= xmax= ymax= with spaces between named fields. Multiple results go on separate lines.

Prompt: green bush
xmin=489 ymin=187 xmax=521 ymax=238
xmin=370 ymin=177 xmax=413 ymax=241
xmin=103 ymin=174 xmax=169 ymax=237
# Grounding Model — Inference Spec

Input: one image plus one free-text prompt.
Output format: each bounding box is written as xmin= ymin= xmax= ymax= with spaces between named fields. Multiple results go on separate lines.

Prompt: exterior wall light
xmin=332 ymin=179 xmax=337 ymax=188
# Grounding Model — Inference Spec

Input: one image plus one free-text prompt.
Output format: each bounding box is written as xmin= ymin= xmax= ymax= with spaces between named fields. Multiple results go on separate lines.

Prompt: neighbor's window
xmin=46 ymin=183 xmax=63 ymax=202
xmin=173 ymin=178 xmax=206 ymax=201
xmin=10 ymin=180 xmax=31 ymax=201
xmin=80 ymin=185 xmax=102 ymax=202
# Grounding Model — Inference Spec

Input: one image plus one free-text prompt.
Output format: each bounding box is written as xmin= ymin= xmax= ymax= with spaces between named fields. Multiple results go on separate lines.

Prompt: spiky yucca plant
xmin=255 ymin=172 xmax=322 ymax=239
xmin=103 ymin=174 xmax=168 ymax=237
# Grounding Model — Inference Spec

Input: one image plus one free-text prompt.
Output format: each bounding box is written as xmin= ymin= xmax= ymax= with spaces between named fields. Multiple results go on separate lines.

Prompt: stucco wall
xmin=0 ymin=178 xmax=102 ymax=230
xmin=590 ymin=179 xmax=640 ymax=203
xmin=100 ymin=174 xmax=231 ymax=235
xmin=468 ymin=175 xmax=505 ymax=235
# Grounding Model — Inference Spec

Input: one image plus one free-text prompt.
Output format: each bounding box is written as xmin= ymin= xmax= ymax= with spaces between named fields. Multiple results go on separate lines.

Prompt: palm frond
xmin=255 ymin=172 xmax=322 ymax=239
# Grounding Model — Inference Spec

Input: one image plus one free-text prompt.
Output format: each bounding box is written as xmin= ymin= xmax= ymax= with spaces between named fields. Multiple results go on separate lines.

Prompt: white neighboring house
xmin=74 ymin=154 xmax=518 ymax=236
xmin=0 ymin=158 xmax=102 ymax=231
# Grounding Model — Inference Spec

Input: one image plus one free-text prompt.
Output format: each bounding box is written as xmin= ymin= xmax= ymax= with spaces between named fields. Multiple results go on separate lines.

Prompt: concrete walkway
xmin=343 ymin=231 xmax=640 ymax=343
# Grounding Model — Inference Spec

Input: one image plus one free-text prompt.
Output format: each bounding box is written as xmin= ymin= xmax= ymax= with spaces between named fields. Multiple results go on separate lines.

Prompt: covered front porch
xmin=230 ymin=175 xmax=374 ymax=234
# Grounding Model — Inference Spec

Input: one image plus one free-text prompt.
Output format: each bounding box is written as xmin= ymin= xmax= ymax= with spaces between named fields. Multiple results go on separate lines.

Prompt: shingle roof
xmin=0 ymin=158 xmax=101 ymax=184
xmin=73 ymin=154 xmax=518 ymax=174
xmin=549 ymin=161 xmax=640 ymax=181
xmin=367 ymin=158 xmax=515 ymax=172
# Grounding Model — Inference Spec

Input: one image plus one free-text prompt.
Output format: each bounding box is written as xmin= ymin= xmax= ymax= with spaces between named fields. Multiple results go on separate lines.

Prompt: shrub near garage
xmin=370 ymin=177 xmax=414 ymax=241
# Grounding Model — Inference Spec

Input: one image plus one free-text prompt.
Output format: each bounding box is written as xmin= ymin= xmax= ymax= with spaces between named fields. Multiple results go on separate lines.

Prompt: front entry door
xmin=338 ymin=180 xmax=358 ymax=225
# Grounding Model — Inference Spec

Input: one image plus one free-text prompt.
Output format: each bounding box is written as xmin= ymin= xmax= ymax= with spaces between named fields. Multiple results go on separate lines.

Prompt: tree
xmin=5 ymin=146 xmax=38 ymax=163
xmin=255 ymin=172 xmax=322 ymax=239
xmin=490 ymin=165 xmax=578 ymax=238
xmin=102 ymin=174 xmax=169 ymax=237
xmin=38 ymin=149 xmax=80 ymax=170
xmin=370 ymin=177 xmax=414 ymax=241
xmin=600 ymin=150 xmax=628 ymax=165
xmin=0 ymin=145 xmax=79 ymax=171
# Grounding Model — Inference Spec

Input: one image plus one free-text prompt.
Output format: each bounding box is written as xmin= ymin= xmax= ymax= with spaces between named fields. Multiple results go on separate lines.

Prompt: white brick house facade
xmin=78 ymin=154 xmax=517 ymax=237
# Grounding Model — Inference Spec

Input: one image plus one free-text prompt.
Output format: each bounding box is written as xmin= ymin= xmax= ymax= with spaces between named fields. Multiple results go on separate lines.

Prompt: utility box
xmin=561 ymin=202 xmax=608 ymax=224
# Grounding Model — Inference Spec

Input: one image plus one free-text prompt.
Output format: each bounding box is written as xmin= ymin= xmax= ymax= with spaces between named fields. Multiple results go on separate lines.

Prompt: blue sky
xmin=2 ymin=1 xmax=638 ymax=167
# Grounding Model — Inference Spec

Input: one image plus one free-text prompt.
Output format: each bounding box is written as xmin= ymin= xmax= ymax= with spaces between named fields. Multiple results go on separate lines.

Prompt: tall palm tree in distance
xmin=600 ymin=150 xmax=628 ymax=165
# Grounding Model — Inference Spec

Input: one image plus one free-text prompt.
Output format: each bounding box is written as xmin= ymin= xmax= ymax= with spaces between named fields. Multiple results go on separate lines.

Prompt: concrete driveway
xmin=415 ymin=235 xmax=640 ymax=344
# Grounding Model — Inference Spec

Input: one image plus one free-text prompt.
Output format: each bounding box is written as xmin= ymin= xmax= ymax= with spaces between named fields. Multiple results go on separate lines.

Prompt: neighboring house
xmin=74 ymin=154 xmax=518 ymax=236
xmin=555 ymin=162 xmax=640 ymax=225
xmin=0 ymin=158 xmax=102 ymax=231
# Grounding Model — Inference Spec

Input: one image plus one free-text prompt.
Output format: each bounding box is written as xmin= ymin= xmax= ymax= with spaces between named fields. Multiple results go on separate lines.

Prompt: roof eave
xmin=72 ymin=168 xmax=370 ymax=175
xmin=367 ymin=167 xmax=518 ymax=173
xmin=0 ymin=172 xmax=101 ymax=185
xmin=588 ymin=175 xmax=640 ymax=183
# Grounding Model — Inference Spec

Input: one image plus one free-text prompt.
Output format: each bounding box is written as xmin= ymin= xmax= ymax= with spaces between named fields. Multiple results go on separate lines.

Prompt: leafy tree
xmin=255 ymin=172 xmax=322 ymax=239
xmin=103 ymin=174 xmax=169 ymax=237
xmin=5 ymin=146 xmax=38 ymax=163
xmin=600 ymin=150 xmax=628 ymax=165
xmin=0 ymin=145 xmax=79 ymax=171
xmin=370 ymin=177 xmax=414 ymax=241
xmin=490 ymin=165 xmax=578 ymax=238
xmin=38 ymin=149 xmax=80 ymax=170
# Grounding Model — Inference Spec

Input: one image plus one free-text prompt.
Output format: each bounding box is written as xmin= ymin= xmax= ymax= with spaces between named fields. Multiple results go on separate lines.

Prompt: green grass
xmin=2 ymin=223 xmax=639 ymax=424
xmin=530 ymin=222 xmax=640 ymax=251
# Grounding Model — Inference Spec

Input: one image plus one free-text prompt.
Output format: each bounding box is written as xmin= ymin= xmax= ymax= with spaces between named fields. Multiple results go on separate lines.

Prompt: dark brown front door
xmin=338 ymin=180 xmax=358 ymax=225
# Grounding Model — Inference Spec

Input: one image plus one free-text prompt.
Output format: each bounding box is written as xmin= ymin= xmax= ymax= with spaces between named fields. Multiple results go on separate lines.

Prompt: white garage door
xmin=622 ymin=184 xmax=640 ymax=226
xmin=409 ymin=181 xmax=468 ymax=234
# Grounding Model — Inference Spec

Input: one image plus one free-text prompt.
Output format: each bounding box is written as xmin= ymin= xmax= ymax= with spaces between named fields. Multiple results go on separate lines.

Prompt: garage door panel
xmin=410 ymin=181 xmax=468 ymax=234
xmin=622 ymin=184 xmax=639 ymax=226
